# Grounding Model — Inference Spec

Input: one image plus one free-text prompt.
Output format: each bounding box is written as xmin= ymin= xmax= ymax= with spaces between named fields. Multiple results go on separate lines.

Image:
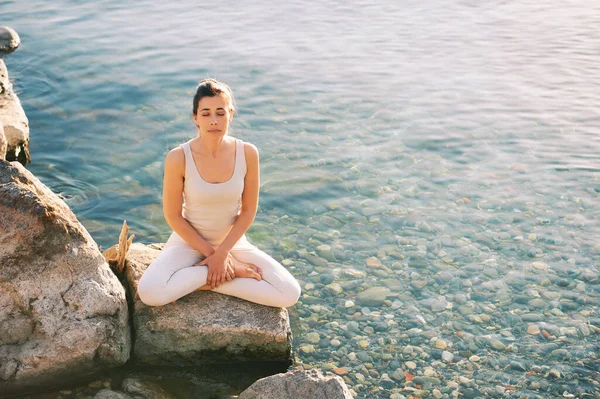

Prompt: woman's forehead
xmin=198 ymin=95 xmax=230 ymax=109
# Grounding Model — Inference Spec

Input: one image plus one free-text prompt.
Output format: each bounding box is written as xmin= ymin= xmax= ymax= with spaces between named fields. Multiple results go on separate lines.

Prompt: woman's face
xmin=194 ymin=95 xmax=233 ymax=137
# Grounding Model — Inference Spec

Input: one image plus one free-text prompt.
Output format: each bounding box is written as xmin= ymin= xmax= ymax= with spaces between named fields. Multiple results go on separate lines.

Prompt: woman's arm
xmin=162 ymin=147 xmax=215 ymax=257
xmin=215 ymin=142 xmax=260 ymax=254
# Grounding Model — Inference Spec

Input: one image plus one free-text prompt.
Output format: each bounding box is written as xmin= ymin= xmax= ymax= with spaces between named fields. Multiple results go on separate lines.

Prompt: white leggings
xmin=137 ymin=235 xmax=301 ymax=308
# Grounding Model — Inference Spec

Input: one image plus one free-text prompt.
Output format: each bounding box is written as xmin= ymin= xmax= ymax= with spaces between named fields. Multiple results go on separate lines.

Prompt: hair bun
xmin=199 ymin=78 xmax=218 ymax=85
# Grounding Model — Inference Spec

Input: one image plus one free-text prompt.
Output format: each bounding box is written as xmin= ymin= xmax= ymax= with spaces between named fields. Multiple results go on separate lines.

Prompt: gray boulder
xmin=0 ymin=58 xmax=30 ymax=164
xmin=238 ymin=368 xmax=353 ymax=399
xmin=0 ymin=26 xmax=20 ymax=55
xmin=0 ymin=160 xmax=130 ymax=395
xmin=125 ymin=243 xmax=293 ymax=365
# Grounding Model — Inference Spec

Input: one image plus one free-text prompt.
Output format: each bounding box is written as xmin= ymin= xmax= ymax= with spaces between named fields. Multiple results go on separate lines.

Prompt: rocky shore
xmin=0 ymin=27 xmax=351 ymax=399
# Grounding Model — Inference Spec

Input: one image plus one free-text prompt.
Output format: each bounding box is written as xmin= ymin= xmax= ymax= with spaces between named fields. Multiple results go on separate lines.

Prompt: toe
xmin=249 ymin=263 xmax=262 ymax=274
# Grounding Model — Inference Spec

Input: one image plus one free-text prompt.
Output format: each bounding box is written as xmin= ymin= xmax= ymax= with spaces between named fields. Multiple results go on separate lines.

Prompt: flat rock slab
xmin=0 ymin=58 xmax=30 ymax=164
xmin=238 ymin=368 xmax=353 ymax=399
xmin=125 ymin=243 xmax=293 ymax=366
xmin=0 ymin=160 xmax=130 ymax=395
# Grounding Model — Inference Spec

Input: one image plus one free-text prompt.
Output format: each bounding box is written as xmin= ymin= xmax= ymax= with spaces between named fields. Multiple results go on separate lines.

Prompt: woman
xmin=137 ymin=78 xmax=301 ymax=308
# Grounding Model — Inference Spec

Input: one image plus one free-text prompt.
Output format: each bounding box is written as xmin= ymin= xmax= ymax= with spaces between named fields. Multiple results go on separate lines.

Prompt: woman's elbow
xmin=240 ymin=208 xmax=257 ymax=223
xmin=164 ymin=212 xmax=184 ymax=229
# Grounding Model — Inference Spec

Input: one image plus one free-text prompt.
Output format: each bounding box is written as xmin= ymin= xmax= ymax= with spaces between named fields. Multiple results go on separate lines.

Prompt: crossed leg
xmin=193 ymin=255 xmax=263 ymax=292
xmin=137 ymin=242 xmax=301 ymax=308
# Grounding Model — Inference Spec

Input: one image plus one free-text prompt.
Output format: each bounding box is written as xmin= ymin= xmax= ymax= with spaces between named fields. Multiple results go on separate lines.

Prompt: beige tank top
xmin=180 ymin=138 xmax=253 ymax=248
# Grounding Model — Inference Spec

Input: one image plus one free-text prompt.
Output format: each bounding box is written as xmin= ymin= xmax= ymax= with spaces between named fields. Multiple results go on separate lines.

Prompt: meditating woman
xmin=137 ymin=78 xmax=301 ymax=308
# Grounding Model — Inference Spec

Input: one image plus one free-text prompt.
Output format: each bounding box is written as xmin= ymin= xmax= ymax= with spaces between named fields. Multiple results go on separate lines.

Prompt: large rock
xmin=238 ymin=368 xmax=353 ymax=399
xmin=0 ymin=26 xmax=20 ymax=55
xmin=0 ymin=160 xmax=130 ymax=395
xmin=0 ymin=58 xmax=30 ymax=164
xmin=125 ymin=243 xmax=293 ymax=365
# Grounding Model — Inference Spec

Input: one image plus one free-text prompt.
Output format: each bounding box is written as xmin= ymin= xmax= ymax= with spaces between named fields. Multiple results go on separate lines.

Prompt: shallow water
xmin=2 ymin=0 xmax=600 ymax=397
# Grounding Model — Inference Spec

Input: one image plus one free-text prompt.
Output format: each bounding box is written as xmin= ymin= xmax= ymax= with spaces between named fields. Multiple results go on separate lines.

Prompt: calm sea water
xmin=3 ymin=0 xmax=600 ymax=398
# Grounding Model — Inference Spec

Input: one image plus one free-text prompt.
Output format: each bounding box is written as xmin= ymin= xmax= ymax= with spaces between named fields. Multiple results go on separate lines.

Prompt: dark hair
xmin=192 ymin=78 xmax=235 ymax=116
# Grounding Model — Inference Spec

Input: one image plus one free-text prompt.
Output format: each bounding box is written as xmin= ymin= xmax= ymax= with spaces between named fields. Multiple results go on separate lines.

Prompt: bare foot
xmin=231 ymin=257 xmax=262 ymax=281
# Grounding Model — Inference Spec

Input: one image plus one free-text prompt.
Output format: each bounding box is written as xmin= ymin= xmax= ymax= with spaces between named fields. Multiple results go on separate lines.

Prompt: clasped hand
xmin=195 ymin=249 xmax=235 ymax=289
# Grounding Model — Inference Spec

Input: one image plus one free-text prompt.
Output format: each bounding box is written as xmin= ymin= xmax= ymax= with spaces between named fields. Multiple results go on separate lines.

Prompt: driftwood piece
xmin=0 ymin=125 xmax=7 ymax=160
xmin=102 ymin=220 xmax=135 ymax=277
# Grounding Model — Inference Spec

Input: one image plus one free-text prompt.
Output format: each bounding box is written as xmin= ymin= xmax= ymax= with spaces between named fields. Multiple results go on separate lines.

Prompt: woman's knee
xmin=137 ymin=273 xmax=167 ymax=307
xmin=279 ymin=279 xmax=301 ymax=308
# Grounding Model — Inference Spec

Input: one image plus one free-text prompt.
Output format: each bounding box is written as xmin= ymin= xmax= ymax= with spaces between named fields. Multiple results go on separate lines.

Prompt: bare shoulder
xmin=242 ymin=141 xmax=259 ymax=162
xmin=165 ymin=146 xmax=185 ymax=173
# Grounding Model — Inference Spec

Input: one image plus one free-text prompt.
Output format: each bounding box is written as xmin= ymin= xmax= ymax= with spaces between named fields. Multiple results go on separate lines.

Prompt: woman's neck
xmin=196 ymin=134 xmax=228 ymax=158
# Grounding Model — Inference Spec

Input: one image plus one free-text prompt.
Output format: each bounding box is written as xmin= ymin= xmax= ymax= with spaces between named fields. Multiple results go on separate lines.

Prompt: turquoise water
xmin=3 ymin=0 xmax=600 ymax=397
